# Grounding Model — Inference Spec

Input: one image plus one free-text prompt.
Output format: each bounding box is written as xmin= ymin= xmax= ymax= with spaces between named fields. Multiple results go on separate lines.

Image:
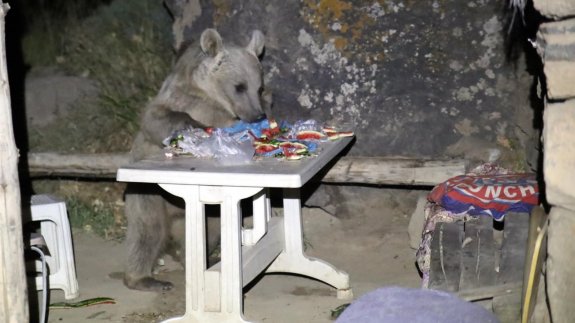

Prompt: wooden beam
xmin=26 ymin=152 xmax=131 ymax=178
xmin=322 ymin=156 xmax=467 ymax=186
xmin=25 ymin=152 xmax=466 ymax=185
xmin=458 ymin=282 xmax=522 ymax=302
xmin=0 ymin=3 xmax=30 ymax=322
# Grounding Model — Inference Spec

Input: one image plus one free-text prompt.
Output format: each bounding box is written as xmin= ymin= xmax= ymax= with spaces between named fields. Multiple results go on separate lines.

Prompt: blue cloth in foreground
xmin=336 ymin=287 xmax=499 ymax=323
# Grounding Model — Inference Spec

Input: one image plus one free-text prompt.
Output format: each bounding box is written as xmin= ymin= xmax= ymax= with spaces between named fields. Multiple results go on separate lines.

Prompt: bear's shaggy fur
xmin=124 ymin=29 xmax=270 ymax=291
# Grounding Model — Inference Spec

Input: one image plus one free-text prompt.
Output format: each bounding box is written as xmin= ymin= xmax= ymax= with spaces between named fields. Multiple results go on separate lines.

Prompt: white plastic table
xmin=117 ymin=137 xmax=353 ymax=323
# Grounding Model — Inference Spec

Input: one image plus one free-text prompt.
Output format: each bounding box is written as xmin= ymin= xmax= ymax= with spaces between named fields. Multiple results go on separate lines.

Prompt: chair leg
xmin=31 ymin=195 xmax=79 ymax=300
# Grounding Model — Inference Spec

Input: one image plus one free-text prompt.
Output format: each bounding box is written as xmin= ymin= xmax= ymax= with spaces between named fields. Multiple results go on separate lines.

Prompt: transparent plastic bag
xmin=163 ymin=127 xmax=212 ymax=158
xmin=207 ymin=129 xmax=255 ymax=165
xmin=289 ymin=119 xmax=323 ymax=136
xmin=163 ymin=127 xmax=254 ymax=164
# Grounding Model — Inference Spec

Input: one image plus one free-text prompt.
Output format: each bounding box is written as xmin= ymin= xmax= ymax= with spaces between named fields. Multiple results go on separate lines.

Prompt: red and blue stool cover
xmin=428 ymin=173 xmax=539 ymax=221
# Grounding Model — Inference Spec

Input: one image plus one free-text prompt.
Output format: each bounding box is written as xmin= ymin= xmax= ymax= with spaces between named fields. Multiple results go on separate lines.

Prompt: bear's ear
xmin=200 ymin=28 xmax=223 ymax=57
xmin=246 ymin=30 xmax=265 ymax=57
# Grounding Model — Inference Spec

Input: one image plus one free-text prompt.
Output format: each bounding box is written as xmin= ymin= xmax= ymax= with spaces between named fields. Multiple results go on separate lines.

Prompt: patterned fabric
xmin=428 ymin=172 xmax=538 ymax=221
xmin=416 ymin=204 xmax=469 ymax=288
xmin=416 ymin=163 xmax=539 ymax=288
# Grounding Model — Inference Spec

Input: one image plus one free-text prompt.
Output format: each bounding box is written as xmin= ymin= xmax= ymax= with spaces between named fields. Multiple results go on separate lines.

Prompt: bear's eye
xmin=235 ymin=83 xmax=247 ymax=93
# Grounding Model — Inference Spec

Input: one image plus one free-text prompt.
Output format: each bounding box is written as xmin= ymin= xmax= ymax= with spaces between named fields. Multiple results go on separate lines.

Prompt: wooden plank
xmin=26 ymin=152 xmax=131 ymax=178
xmin=459 ymin=216 xmax=497 ymax=291
xmin=497 ymin=212 xmax=529 ymax=286
xmin=322 ymin=157 xmax=467 ymax=185
xmin=493 ymin=291 xmax=522 ymax=323
xmin=429 ymin=221 xmax=463 ymax=292
xmin=26 ymin=152 xmax=467 ymax=186
xmin=522 ymin=206 xmax=548 ymax=322
xmin=458 ymin=281 xmax=522 ymax=302
xmin=0 ymin=3 xmax=30 ymax=322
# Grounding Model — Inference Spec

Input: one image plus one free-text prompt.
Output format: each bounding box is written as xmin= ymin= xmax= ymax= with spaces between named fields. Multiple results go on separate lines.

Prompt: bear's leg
xmin=167 ymin=211 xmax=222 ymax=266
xmin=124 ymin=184 xmax=174 ymax=291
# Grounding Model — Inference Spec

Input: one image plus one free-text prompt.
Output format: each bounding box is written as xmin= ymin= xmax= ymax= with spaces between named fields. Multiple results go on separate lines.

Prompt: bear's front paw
xmin=124 ymin=275 xmax=174 ymax=292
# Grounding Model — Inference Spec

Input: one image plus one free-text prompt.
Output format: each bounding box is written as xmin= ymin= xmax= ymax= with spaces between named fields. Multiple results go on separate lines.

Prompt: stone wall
xmin=534 ymin=2 xmax=575 ymax=321
xmin=159 ymin=2 xmax=575 ymax=320
xmin=165 ymin=0 xmax=538 ymax=168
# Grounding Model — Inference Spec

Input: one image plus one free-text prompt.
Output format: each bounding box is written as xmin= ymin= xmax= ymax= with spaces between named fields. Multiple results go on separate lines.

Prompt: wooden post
xmin=0 ymin=2 xmax=30 ymax=322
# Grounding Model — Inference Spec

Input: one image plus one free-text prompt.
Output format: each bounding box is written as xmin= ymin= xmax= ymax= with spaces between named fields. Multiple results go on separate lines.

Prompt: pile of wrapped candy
xmin=163 ymin=119 xmax=353 ymax=162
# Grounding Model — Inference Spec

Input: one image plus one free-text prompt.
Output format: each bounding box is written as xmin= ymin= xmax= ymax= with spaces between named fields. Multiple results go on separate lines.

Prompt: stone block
xmin=543 ymin=99 xmax=575 ymax=210
xmin=544 ymin=62 xmax=575 ymax=100
xmin=547 ymin=207 xmax=575 ymax=323
xmin=537 ymin=19 xmax=575 ymax=100
xmin=533 ymin=0 xmax=575 ymax=19
xmin=408 ymin=192 xmax=429 ymax=249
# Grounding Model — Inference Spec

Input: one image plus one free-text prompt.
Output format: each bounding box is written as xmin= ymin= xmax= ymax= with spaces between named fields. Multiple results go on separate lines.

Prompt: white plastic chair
xmin=31 ymin=194 xmax=79 ymax=300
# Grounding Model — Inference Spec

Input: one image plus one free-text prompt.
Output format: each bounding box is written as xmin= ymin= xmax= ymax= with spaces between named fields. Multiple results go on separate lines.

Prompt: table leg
xmin=160 ymin=184 xmax=262 ymax=323
xmin=219 ymin=192 xmax=246 ymax=320
xmin=159 ymin=184 xmax=208 ymax=322
xmin=242 ymin=189 xmax=270 ymax=246
xmin=212 ymin=187 xmax=262 ymax=322
xmin=266 ymin=188 xmax=353 ymax=300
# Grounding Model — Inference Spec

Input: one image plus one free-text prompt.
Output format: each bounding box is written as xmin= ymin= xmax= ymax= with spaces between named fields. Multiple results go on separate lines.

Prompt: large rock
xmin=25 ymin=69 xmax=99 ymax=127
xmin=164 ymin=0 xmax=536 ymax=163
xmin=408 ymin=192 xmax=428 ymax=249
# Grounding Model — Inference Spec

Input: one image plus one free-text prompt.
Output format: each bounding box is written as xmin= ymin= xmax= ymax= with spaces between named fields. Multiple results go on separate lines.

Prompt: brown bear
xmin=124 ymin=28 xmax=271 ymax=291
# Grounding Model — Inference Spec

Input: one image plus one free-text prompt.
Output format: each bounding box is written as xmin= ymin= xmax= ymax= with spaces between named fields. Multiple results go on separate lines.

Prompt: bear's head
xmin=194 ymin=28 xmax=267 ymax=123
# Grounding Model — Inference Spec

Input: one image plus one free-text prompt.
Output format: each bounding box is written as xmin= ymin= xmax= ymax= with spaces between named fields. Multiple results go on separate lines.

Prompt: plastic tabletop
xmin=117 ymin=137 xmax=353 ymax=188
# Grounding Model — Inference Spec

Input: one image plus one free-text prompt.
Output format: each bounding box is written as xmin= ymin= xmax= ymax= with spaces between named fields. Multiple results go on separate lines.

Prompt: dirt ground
xmin=32 ymin=186 xmax=425 ymax=323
